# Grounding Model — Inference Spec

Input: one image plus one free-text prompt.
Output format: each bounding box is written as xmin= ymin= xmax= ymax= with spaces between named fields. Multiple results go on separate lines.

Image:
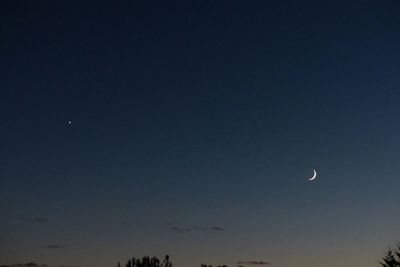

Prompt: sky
xmin=1 ymin=1 xmax=400 ymax=267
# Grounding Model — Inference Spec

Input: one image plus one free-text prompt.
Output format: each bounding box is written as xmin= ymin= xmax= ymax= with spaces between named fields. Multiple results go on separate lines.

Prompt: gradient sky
xmin=1 ymin=1 xmax=400 ymax=267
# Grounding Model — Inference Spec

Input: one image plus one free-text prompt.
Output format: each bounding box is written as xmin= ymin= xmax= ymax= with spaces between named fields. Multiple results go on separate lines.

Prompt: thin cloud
xmin=171 ymin=226 xmax=189 ymax=233
xmin=171 ymin=225 xmax=224 ymax=233
xmin=20 ymin=217 xmax=48 ymax=223
xmin=45 ymin=245 xmax=66 ymax=249
xmin=0 ymin=263 xmax=48 ymax=267
xmin=237 ymin=261 xmax=269 ymax=265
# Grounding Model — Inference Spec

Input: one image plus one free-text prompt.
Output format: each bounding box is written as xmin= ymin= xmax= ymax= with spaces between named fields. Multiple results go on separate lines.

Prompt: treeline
xmin=118 ymin=256 xmax=228 ymax=267
xmin=381 ymin=243 xmax=400 ymax=267
xmin=119 ymin=255 xmax=172 ymax=267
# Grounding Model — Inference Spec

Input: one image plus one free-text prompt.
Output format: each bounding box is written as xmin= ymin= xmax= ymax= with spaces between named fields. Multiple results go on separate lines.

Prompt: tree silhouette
xmin=161 ymin=255 xmax=172 ymax=267
xmin=142 ymin=257 xmax=150 ymax=267
xmin=380 ymin=244 xmax=400 ymax=267
xmin=394 ymin=244 xmax=400 ymax=265
xmin=135 ymin=258 xmax=142 ymax=267
xmin=121 ymin=255 xmax=168 ymax=267
xmin=151 ymin=257 xmax=160 ymax=267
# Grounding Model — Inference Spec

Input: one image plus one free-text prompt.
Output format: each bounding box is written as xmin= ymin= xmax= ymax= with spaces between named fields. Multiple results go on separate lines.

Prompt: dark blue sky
xmin=1 ymin=1 xmax=400 ymax=267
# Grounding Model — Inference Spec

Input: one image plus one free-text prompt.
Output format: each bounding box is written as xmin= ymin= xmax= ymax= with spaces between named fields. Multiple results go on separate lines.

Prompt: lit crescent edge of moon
xmin=309 ymin=169 xmax=317 ymax=181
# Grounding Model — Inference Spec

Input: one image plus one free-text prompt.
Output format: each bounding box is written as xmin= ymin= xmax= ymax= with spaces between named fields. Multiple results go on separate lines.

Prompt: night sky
xmin=1 ymin=1 xmax=400 ymax=267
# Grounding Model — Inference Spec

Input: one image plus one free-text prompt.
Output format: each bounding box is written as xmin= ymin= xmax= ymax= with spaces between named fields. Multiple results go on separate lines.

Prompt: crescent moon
xmin=308 ymin=169 xmax=317 ymax=181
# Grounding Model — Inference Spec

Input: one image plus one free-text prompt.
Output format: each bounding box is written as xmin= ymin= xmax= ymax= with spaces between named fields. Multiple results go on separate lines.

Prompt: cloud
xmin=20 ymin=217 xmax=48 ymax=223
xmin=45 ymin=245 xmax=66 ymax=249
xmin=170 ymin=225 xmax=224 ymax=233
xmin=0 ymin=263 xmax=48 ymax=267
xmin=171 ymin=226 xmax=189 ymax=233
xmin=237 ymin=261 xmax=269 ymax=265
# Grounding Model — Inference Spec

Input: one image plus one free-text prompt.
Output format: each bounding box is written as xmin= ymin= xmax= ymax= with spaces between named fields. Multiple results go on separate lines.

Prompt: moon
xmin=308 ymin=169 xmax=317 ymax=181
